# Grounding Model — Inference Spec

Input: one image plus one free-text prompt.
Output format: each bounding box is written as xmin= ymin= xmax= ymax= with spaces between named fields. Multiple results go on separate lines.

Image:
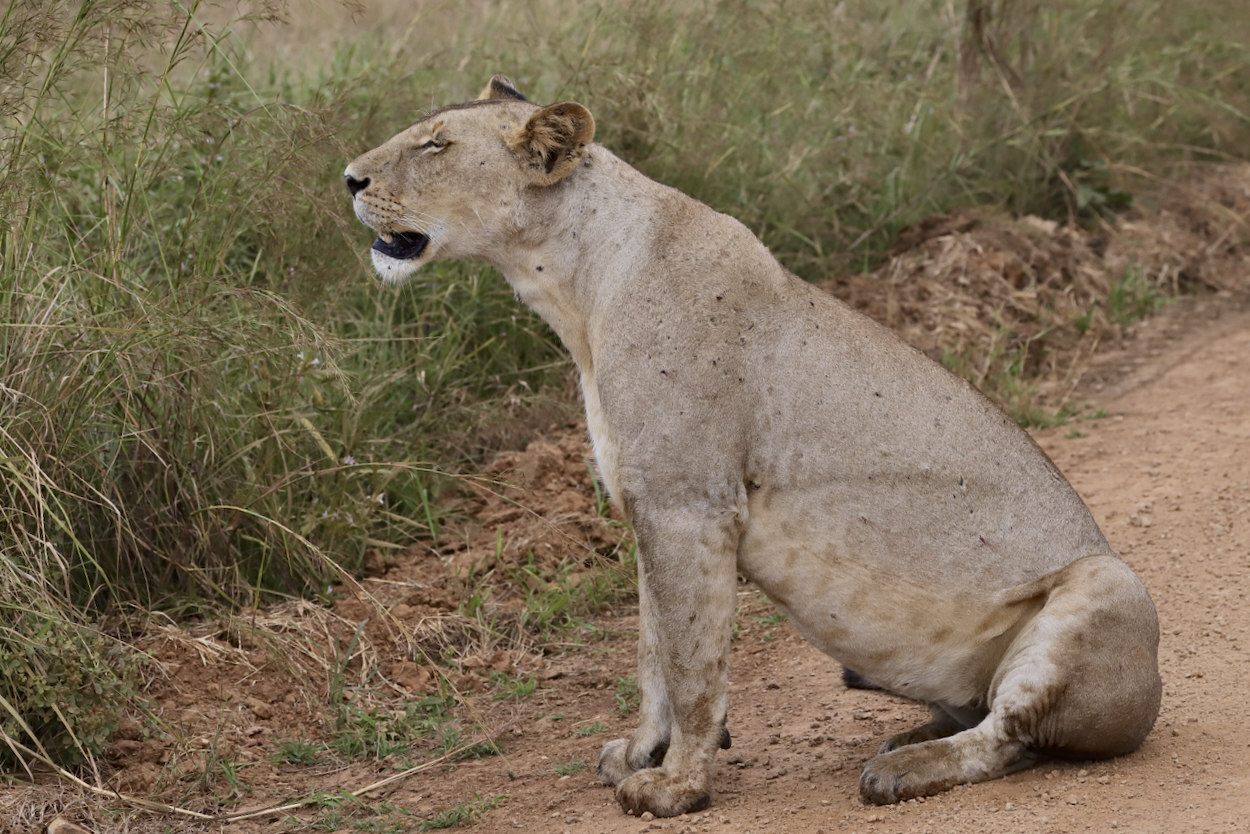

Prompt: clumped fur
xmin=344 ymin=76 xmax=1161 ymax=818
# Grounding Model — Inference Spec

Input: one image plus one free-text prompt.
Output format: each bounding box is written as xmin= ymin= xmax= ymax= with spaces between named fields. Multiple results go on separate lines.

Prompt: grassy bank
xmin=1 ymin=0 xmax=1247 ymax=770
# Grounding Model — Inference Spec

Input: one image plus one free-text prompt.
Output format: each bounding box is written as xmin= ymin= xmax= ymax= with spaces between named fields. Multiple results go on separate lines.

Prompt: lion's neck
xmin=490 ymin=147 xmax=683 ymax=371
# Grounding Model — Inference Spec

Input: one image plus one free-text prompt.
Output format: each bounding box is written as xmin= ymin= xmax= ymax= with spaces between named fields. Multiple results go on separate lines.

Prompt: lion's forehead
xmin=401 ymin=98 xmax=536 ymax=135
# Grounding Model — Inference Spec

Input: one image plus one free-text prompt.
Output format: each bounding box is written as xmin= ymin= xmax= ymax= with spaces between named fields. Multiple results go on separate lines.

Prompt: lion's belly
xmin=735 ymin=522 xmax=1020 ymax=705
xmin=735 ymin=495 xmax=1074 ymax=706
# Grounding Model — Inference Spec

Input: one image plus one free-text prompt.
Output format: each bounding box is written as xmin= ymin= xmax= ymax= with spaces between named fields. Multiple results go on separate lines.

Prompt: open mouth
xmin=371 ymin=232 xmax=428 ymax=260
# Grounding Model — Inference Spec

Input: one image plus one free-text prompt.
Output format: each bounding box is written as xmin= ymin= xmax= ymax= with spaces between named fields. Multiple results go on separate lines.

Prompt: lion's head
xmin=343 ymin=76 xmax=595 ymax=284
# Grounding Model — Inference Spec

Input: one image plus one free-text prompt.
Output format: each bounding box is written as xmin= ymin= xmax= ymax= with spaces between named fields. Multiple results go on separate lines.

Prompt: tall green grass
xmin=1 ymin=0 xmax=1247 ymax=768
xmin=433 ymin=0 xmax=1250 ymax=276
xmin=0 ymin=1 xmax=565 ymax=767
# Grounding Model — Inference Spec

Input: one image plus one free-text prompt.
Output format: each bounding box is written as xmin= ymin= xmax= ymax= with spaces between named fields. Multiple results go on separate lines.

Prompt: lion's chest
xmin=580 ymin=367 xmax=626 ymax=510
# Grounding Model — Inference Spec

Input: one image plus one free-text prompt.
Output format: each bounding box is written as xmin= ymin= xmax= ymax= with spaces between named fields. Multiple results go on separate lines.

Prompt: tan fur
xmin=344 ymin=76 xmax=1161 ymax=817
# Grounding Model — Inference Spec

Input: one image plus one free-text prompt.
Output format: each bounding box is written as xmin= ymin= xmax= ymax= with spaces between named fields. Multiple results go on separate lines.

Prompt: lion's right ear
xmin=506 ymin=102 xmax=595 ymax=185
xmin=479 ymin=75 xmax=527 ymax=101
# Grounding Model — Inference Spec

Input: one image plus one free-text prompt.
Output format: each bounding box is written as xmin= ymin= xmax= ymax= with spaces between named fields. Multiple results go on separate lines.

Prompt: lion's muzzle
xmin=344 ymin=174 xmax=430 ymax=262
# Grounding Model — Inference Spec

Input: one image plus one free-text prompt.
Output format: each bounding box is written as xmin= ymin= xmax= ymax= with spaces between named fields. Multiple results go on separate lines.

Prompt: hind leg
xmin=878 ymin=702 xmax=982 ymax=753
xmin=861 ymin=555 xmax=1160 ymax=805
xmin=861 ymin=713 xmax=1039 ymax=803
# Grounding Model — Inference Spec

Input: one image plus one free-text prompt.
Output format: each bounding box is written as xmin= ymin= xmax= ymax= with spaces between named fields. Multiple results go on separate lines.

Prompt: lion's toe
xmin=878 ymin=724 xmax=952 ymax=754
xmin=877 ymin=731 xmax=916 ymax=754
xmin=859 ymin=760 xmax=904 ymax=805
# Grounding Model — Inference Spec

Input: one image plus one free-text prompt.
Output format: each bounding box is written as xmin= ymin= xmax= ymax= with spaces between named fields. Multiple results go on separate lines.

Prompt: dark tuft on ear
xmin=479 ymin=74 xmax=527 ymax=102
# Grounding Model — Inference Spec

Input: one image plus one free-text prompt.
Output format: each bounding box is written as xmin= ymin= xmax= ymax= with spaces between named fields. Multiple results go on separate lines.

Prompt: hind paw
xmin=860 ymin=742 xmax=963 ymax=804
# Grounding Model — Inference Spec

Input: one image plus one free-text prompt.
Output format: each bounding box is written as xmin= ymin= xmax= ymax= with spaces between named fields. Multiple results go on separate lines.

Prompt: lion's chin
xmin=370 ymin=249 xmax=425 ymax=285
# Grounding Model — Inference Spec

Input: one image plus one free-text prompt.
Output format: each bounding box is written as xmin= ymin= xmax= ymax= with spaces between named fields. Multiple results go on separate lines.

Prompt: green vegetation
xmin=327 ymin=694 xmax=488 ymax=764
xmin=489 ymin=671 xmax=538 ymax=701
xmin=274 ymin=736 xmax=322 ymax=766
xmin=0 ymin=610 xmax=133 ymax=768
xmin=574 ymin=721 xmax=609 ymax=737
xmin=273 ymin=693 xmax=497 ymax=772
xmin=553 ymin=757 xmax=587 ymax=775
xmin=510 ymin=543 xmax=639 ymax=637
xmin=1108 ymin=267 xmax=1169 ymax=327
xmin=615 ymin=677 xmax=642 ymax=718
xmin=2 ymin=0 xmax=1248 ymax=775
xmin=420 ymin=794 xmax=505 ymax=831
xmin=195 ymin=734 xmax=250 ymax=800
xmin=302 ymin=794 xmax=430 ymax=833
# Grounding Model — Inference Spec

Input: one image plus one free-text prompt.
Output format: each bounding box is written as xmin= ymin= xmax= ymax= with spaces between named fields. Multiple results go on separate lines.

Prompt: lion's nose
xmin=344 ymin=174 xmax=370 ymax=196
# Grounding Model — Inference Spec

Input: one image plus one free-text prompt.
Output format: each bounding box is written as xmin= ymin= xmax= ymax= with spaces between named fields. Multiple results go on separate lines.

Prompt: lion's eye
xmin=418 ymin=137 xmax=447 ymax=152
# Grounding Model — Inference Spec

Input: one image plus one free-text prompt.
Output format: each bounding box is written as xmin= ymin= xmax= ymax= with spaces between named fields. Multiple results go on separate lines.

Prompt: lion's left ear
xmin=506 ymin=102 xmax=595 ymax=185
xmin=478 ymin=75 xmax=527 ymax=101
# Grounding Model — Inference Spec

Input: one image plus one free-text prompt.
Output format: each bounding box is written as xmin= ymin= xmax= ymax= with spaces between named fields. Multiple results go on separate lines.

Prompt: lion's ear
xmin=506 ymin=102 xmax=595 ymax=185
xmin=478 ymin=75 xmax=527 ymax=101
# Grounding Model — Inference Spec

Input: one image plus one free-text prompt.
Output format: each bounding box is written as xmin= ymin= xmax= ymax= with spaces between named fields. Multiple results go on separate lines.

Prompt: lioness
xmin=344 ymin=76 xmax=1161 ymax=817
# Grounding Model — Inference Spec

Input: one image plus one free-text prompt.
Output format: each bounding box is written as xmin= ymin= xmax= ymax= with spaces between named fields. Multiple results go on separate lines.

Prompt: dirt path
xmin=356 ymin=300 xmax=1250 ymax=834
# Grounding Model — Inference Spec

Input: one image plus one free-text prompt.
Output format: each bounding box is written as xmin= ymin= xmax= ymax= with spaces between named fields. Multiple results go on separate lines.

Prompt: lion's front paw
xmin=599 ymin=733 xmax=671 ymax=787
xmin=616 ymin=768 xmax=711 ymax=818
xmin=598 ymin=738 xmax=633 ymax=786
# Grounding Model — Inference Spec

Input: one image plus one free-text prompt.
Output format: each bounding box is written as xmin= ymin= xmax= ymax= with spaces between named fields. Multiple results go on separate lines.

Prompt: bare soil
xmin=7 ymin=182 xmax=1250 ymax=834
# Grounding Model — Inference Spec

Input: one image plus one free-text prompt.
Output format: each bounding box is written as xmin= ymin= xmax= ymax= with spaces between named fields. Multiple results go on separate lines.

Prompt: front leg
xmin=603 ymin=503 xmax=740 ymax=817
xmin=598 ymin=558 xmax=673 ymax=785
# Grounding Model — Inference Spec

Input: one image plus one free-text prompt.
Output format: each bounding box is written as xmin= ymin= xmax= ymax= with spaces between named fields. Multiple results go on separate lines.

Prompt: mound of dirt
xmin=822 ymin=165 xmax=1250 ymax=412
xmin=447 ymin=426 xmax=631 ymax=582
